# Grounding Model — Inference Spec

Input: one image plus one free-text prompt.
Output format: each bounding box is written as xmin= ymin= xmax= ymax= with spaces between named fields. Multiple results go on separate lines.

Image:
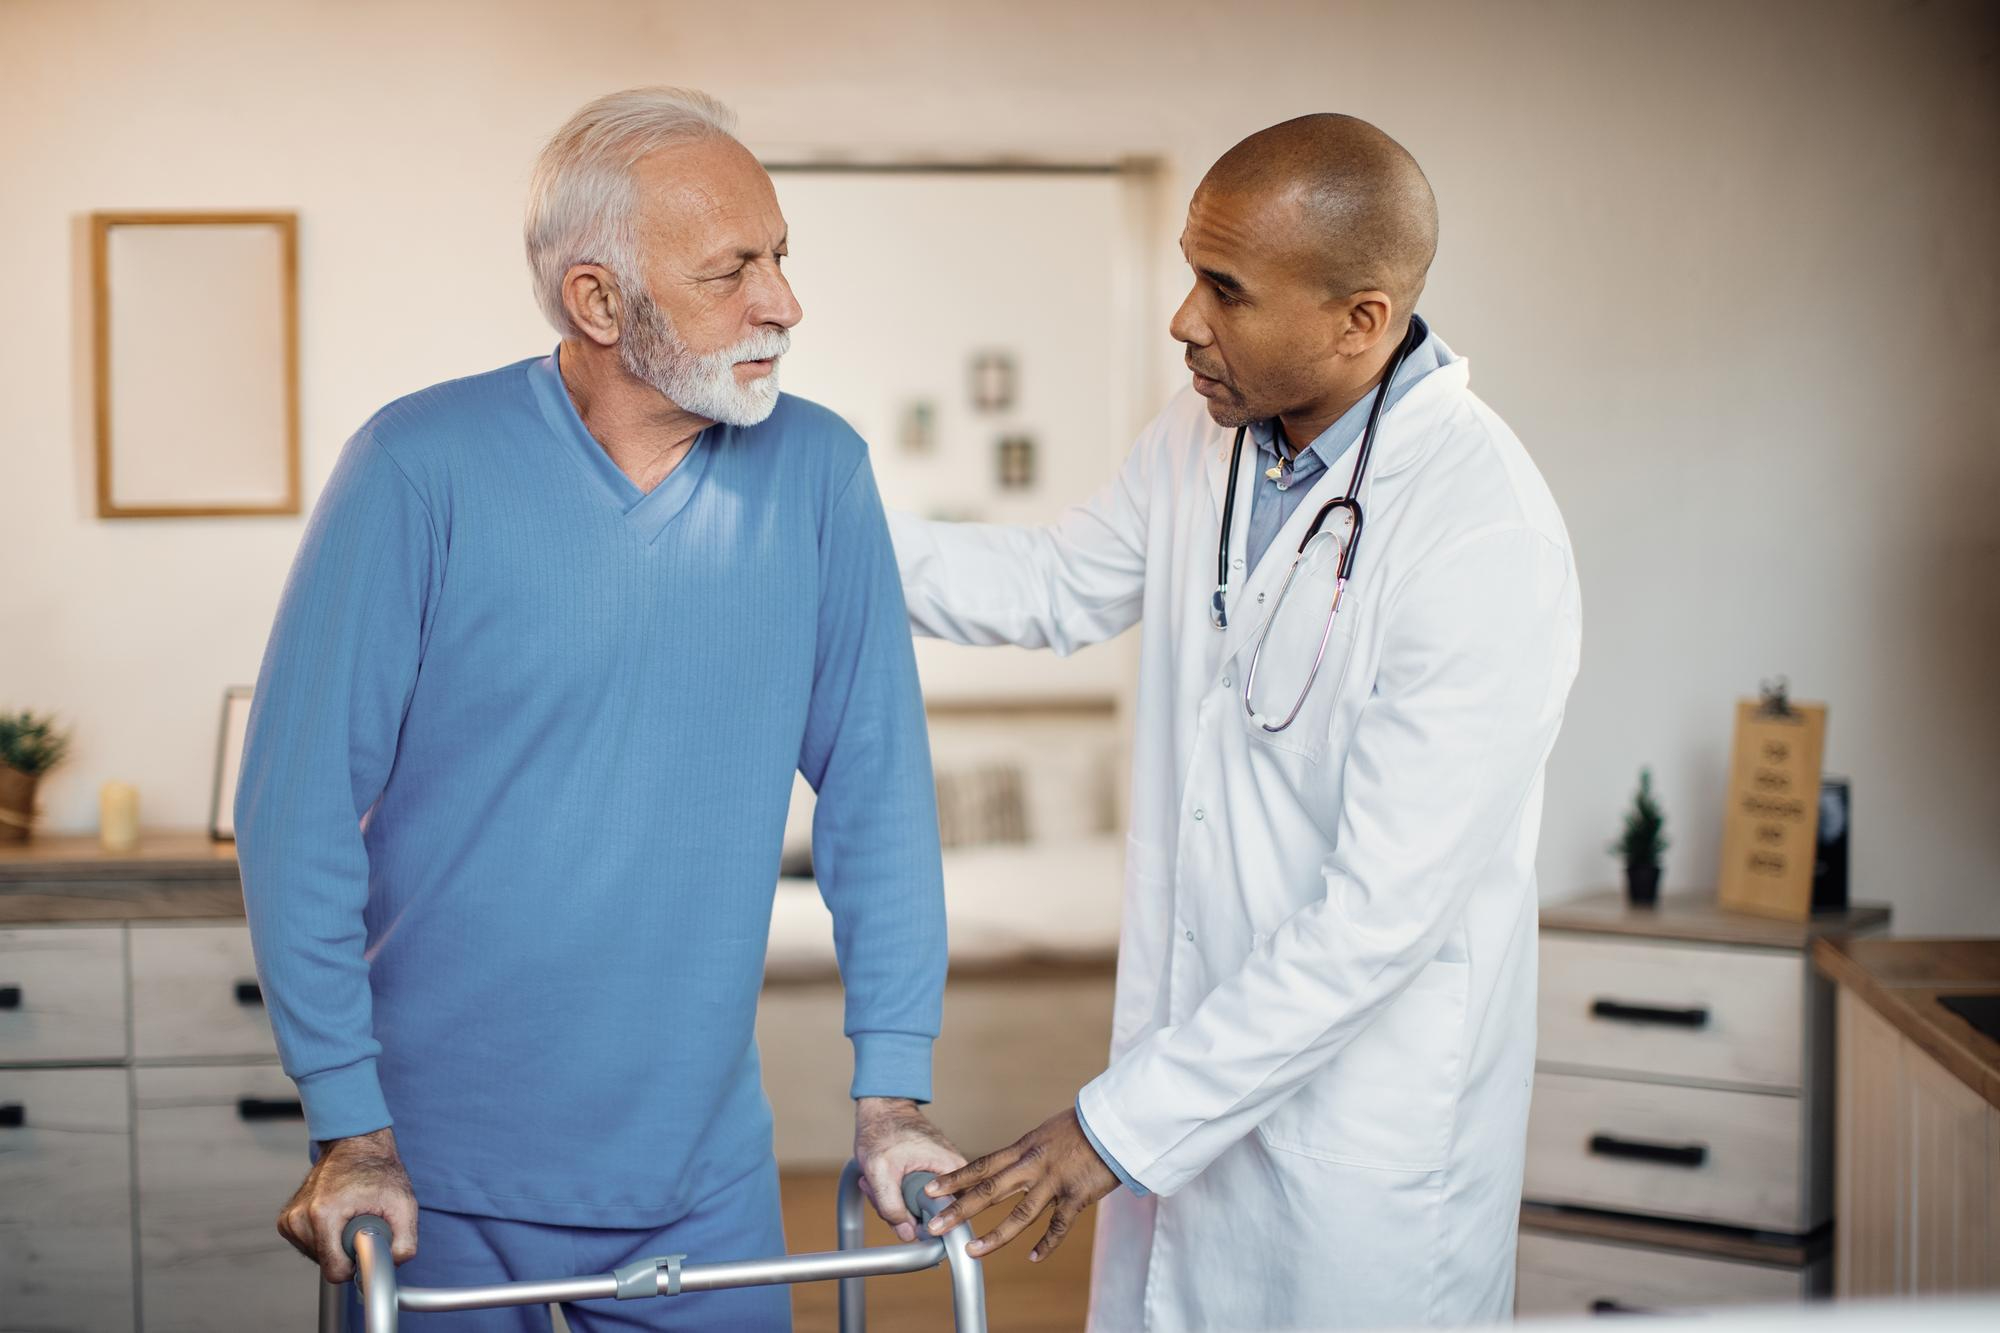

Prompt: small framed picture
xmin=209 ymin=686 xmax=253 ymax=841
xmin=997 ymin=434 xmax=1037 ymax=490
xmin=898 ymin=399 xmax=937 ymax=454
xmin=969 ymin=351 xmax=1016 ymax=413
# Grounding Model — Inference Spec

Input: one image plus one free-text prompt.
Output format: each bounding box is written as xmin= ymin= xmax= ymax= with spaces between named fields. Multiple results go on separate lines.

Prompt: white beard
xmin=619 ymin=287 xmax=791 ymax=427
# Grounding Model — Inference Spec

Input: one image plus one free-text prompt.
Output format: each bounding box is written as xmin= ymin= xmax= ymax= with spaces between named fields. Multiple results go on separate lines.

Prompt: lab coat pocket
xmin=1255 ymin=957 xmax=1469 ymax=1171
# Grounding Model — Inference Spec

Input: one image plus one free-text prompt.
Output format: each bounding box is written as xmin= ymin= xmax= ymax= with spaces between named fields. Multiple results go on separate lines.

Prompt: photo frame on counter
xmin=92 ymin=211 xmax=301 ymax=518
xmin=209 ymin=686 xmax=253 ymax=841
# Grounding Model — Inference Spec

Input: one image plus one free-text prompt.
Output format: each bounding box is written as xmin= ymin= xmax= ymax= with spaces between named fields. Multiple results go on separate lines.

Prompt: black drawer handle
xmin=1592 ymin=1300 xmax=1655 ymax=1316
xmin=1588 ymin=1133 xmax=1707 ymax=1168
xmin=1590 ymin=999 xmax=1709 ymax=1029
xmin=237 ymin=1097 xmax=305 ymax=1122
xmin=0 ymin=985 xmax=20 ymax=1010
xmin=234 ymin=980 xmax=264 ymax=1006
xmin=0 ymin=1103 xmax=23 ymax=1128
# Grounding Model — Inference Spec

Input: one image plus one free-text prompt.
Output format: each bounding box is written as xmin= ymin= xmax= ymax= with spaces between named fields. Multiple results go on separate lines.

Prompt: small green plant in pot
xmin=1612 ymin=767 xmax=1668 ymax=907
xmin=0 ymin=711 xmax=72 ymax=843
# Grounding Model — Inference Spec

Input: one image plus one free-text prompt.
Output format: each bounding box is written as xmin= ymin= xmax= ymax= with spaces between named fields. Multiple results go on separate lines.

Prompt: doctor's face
xmin=1170 ymin=184 xmax=1349 ymax=430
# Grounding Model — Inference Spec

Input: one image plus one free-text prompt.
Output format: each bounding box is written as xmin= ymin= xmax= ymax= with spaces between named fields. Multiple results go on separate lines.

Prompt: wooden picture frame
xmin=91 ymin=211 xmax=301 ymax=518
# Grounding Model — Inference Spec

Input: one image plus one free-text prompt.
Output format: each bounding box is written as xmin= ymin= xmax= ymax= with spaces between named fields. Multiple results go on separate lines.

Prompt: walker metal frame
xmin=317 ymin=1162 xmax=985 ymax=1331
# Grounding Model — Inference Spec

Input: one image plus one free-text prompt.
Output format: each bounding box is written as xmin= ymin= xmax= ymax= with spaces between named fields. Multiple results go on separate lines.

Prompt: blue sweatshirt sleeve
xmin=235 ymin=430 xmax=440 ymax=1143
xmin=798 ymin=454 xmax=947 ymax=1103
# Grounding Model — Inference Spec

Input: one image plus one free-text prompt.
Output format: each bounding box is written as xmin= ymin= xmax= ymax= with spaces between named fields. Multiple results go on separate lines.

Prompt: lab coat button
xmin=1185 ymin=930 xmax=1195 ymax=942
xmin=1231 ymin=557 xmax=1244 ymax=570
xmin=1221 ymin=676 xmax=1232 ymax=689
xmin=1193 ymin=808 xmax=1205 ymax=821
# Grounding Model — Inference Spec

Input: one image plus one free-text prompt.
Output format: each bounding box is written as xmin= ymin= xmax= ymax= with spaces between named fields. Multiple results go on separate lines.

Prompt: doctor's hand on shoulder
xmin=921 ymin=1106 xmax=1117 ymax=1262
xmin=854 ymin=1097 xmax=968 ymax=1242
xmin=278 ymin=1126 xmax=420 ymax=1282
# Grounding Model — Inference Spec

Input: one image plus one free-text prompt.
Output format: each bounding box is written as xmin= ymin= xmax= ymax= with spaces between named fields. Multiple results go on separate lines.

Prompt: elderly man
xmin=897 ymin=115 xmax=1581 ymax=1328
xmin=236 ymin=87 xmax=960 ymax=1331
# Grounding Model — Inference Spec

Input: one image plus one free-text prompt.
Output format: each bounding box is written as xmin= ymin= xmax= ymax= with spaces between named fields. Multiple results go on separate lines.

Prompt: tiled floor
xmin=782 ymin=1170 xmax=1096 ymax=1332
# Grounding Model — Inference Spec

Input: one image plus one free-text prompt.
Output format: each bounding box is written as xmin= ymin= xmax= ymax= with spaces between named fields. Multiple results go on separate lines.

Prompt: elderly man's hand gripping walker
xmin=319 ymin=1165 xmax=988 ymax=1332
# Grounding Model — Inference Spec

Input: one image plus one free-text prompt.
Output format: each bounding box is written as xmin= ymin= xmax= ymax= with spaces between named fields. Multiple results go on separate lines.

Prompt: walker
xmin=318 ymin=1161 xmax=985 ymax=1331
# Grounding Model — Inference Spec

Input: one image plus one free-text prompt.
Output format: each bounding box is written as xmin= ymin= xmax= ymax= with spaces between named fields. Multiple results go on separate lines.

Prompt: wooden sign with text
xmin=1718 ymin=697 xmax=1828 ymax=921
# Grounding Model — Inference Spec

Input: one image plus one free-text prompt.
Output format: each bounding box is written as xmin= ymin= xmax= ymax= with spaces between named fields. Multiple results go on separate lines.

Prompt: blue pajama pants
xmin=344 ymin=1158 xmax=791 ymax=1331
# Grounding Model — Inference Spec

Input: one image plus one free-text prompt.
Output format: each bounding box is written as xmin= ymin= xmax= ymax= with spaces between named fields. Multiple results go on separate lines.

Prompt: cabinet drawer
xmin=1539 ymin=934 xmax=1804 ymax=1089
xmin=1515 ymin=1231 xmax=1812 ymax=1316
xmin=0 ymin=925 xmax=128 ymax=1064
xmin=0 ymin=1067 xmax=135 ymax=1332
xmin=1526 ymin=1071 xmax=1810 ymax=1232
xmin=130 ymin=924 xmax=278 ymax=1060
xmin=135 ymin=1064 xmax=315 ymax=1332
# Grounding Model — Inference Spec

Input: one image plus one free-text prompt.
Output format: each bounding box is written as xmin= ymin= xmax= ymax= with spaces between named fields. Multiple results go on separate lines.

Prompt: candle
xmin=99 ymin=781 xmax=139 ymax=853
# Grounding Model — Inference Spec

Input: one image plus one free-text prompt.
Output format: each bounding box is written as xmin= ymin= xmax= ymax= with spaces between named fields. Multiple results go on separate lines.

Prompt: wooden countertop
xmin=0 ymin=832 xmax=243 ymax=924
xmin=1542 ymin=889 xmax=1890 ymax=950
xmin=0 ymin=831 xmax=239 ymax=881
xmin=1814 ymin=936 xmax=2000 ymax=1111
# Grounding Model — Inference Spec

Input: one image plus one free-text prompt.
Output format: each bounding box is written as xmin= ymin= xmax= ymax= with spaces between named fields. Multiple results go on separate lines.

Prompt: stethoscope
xmin=1210 ymin=319 xmax=1422 ymax=733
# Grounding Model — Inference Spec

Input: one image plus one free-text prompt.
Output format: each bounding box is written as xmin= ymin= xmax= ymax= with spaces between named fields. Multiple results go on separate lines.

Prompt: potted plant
xmin=0 ymin=710 xmax=71 ymax=843
xmin=1612 ymin=767 xmax=1668 ymax=907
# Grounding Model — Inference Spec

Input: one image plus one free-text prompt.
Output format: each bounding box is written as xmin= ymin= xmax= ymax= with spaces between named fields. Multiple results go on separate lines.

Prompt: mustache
xmin=1184 ymin=351 xmax=1228 ymax=384
xmin=727 ymin=328 xmax=792 ymax=363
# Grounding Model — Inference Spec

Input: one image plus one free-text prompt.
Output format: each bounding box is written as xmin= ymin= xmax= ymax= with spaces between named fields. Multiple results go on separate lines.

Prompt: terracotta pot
xmin=0 ymin=765 xmax=37 ymax=843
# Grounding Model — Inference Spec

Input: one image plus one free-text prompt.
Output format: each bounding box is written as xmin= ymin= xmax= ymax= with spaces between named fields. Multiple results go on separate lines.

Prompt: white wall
xmin=1 ymin=0 xmax=1994 ymax=933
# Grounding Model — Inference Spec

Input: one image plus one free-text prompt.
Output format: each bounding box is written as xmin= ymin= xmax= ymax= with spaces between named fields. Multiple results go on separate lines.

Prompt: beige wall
xmin=1 ymin=0 xmax=1994 ymax=932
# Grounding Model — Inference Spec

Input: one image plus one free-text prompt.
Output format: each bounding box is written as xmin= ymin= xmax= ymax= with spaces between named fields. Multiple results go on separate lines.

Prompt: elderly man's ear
xmin=562 ymin=264 xmax=624 ymax=347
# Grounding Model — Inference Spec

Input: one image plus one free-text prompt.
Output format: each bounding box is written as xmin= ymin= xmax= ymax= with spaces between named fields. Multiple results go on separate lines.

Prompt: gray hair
xmin=525 ymin=86 xmax=740 ymax=337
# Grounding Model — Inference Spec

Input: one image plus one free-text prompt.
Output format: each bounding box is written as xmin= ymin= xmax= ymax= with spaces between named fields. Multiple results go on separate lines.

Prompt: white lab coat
xmin=889 ymin=351 xmax=1580 ymax=1331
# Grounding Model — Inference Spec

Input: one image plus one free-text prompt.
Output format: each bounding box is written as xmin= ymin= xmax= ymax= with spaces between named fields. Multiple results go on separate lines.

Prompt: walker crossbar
xmin=317 ymin=1164 xmax=987 ymax=1332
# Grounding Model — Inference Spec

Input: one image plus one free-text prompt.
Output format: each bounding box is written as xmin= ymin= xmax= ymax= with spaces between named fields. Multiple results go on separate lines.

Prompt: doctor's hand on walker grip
xmin=277 ymin=1126 xmax=419 ymax=1283
xmin=923 ymin=1106 xmax=1118 ymax=1263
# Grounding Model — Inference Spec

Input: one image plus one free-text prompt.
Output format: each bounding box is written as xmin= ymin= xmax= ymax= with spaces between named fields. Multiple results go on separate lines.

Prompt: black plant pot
xmin=1625 ymin=860 xmax=1661 ymax=907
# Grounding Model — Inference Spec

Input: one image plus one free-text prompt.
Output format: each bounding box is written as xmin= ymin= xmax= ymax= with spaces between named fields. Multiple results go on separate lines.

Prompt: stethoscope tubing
xmin=1218 ymin=318 xmax=1423 ymax=730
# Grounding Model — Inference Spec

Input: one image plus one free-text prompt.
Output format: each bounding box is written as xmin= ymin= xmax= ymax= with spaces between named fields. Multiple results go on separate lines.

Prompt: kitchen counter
xmin=1812 ymin=935 xmax=2000 ymax=1111
xmin=0 ymin=832 xmax=243 ymax=923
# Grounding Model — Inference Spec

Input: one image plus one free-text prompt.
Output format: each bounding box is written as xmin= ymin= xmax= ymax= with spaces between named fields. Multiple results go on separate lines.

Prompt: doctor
xmin=896 ymin=114 xmax=1581 ymax=1329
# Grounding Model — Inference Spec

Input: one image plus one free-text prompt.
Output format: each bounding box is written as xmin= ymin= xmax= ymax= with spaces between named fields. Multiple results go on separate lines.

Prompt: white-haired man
xmin=236 ymin=88 xmax=962 ymax=1331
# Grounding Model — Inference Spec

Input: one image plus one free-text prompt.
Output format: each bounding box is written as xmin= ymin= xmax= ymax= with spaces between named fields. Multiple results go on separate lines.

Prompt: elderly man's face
xmin=1168 ymin=184 xmax=1351 ymax=432
xmin=622 ymin=137 xmax=802 ymax=409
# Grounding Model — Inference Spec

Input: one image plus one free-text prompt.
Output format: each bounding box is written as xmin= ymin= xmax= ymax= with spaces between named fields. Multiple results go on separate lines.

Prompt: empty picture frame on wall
xmin=91 ymin=211 xmax=301 ymax=518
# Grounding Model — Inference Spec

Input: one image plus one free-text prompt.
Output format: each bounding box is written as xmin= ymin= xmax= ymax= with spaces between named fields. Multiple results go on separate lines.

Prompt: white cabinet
xmin=130 ymin=924 xmax=279 ymax=1061
xmin=1520 ymin=893 xmax=1886 ymax=1317
xmin=1527 ymin=1070 xmax=1806 ymax=1232
xmin=1537 ymin=934 xmax=1806 ymax=1089
xmin=135 ymin=1064 xmax=314 ymax=1333
xmin=0 ymin=927 xmax=128 ymax=1064
xmin=1516 ymin=1231 xmax=1820 ymax=1317
xmin=0 ymin=918 xmax=306 ymax=1333
xmin=0 ymin=1067 xmax=134 ymax=1333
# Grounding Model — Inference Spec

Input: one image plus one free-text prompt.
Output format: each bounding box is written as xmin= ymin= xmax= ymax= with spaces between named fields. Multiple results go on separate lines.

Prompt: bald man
xmin=889 ymin=115 xmax=1580 ymax=1328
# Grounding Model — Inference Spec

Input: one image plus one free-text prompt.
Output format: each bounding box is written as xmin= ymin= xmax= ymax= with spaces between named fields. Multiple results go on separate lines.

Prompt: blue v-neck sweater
xmin=236 ymin=353 xmax=946 ymax=1225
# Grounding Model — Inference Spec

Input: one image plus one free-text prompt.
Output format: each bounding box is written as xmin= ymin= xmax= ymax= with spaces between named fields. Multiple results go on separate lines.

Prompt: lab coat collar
xmin=1202 ymin=352 xmax=1470 ymax=519
xmin=1206 ymin=353 xmax=1471 ymax=664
